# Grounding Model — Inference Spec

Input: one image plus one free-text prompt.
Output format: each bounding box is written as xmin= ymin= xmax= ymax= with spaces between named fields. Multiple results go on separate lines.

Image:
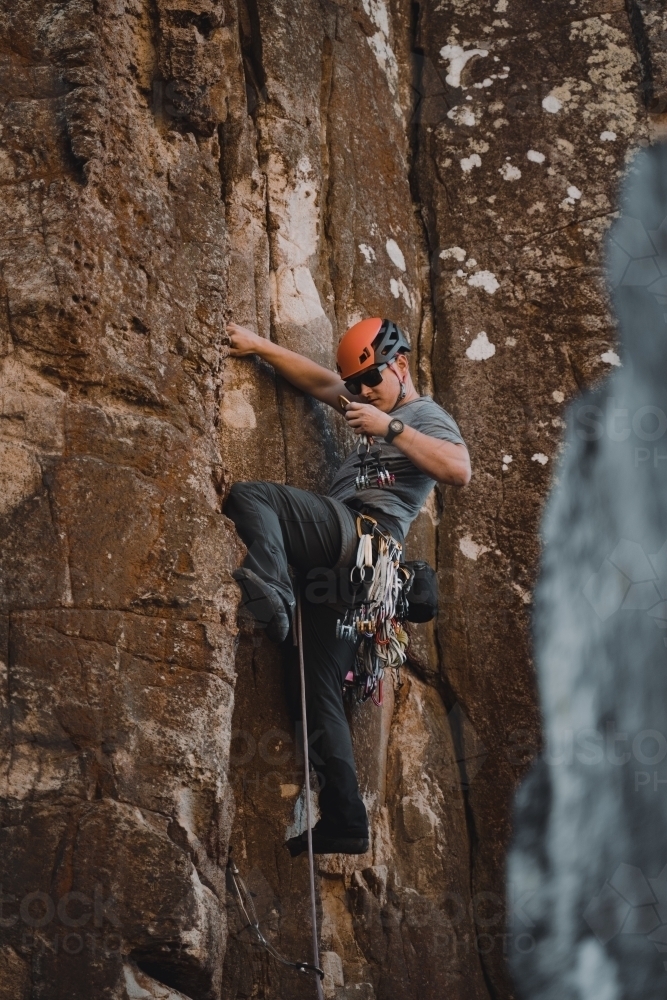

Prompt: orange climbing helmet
xmin=336 ymin=318 xmax=411 ymax=380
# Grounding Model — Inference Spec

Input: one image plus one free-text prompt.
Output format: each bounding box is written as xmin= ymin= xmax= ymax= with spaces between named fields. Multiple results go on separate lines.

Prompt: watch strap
xmin=385 ymin=419 xmax=404 ymax=444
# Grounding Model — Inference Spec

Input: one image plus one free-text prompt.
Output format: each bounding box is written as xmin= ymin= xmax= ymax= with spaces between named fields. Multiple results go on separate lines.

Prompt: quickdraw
xmin=354 ymin=434 xmax=396 ymax=491
xmin=226 ymin=853 xmax=324 ymax=984
xmin=338 ymin=515 xmax=412 ymax=704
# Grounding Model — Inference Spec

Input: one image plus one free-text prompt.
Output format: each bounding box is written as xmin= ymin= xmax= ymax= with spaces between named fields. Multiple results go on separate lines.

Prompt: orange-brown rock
xmin=0 ymin=1 xmax=655 ymax=998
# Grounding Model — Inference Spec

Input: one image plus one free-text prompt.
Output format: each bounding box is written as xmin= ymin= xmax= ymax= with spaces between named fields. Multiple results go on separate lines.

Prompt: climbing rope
xmin=296 ymin=589 xmax=326 ymax=1000
xmin=226 ymin=589 xmax=325 ymax=999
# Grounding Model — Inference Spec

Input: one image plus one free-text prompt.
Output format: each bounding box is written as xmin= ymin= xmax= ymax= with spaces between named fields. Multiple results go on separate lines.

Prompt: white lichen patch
xmin=362 ymin=0 xmax=389 ymax=34
xmin=512 ymin=581 xmax=533 ymax=605
xmin=601 ymin=350 xmax=621 ymax=366
xmin=175 ymin=787 xmax=199 ymax=844
xmin=271 ymin=265 xmax=327 ymax=327
xmin=542 ymin=94 xmax=563 ymax=113
xmin=459 ymin=534 xmax=490 ymax=560
xmin=570 ymin=17 xmax=643 ymax=133
xmin=527 ymin=149 xmax=545 ymax=164
xmin=448 ymin=104 xmax=477 ymax=127
xmin=561 ymin=183 xmax=583 ymax=209
xmin=359 ymin=243 xmax=376 ymax=263
xmin=460 ymin=153 xmax=482 ymax=172
xmin=502 ymin=453 xmax=513 ymax=471
xmin=401 ymin=792 xmax=440 ymax=838
xmin=467 ymin=270 xmax=499 ymax=294
xmin=439 ymin=44 xmax=489 ymax=88
xmin=600 ymin=130 xmax=617 ymax=141
xmin=269 ymin=154 xmax=317 ymax=266
xmin=440 ymin=246 xmax=467 ymax=262
xmin=390 ymin=277 xmax=414 ymax=308
xmin=466 ymin=330 xmax=496 ymax=359
xmin=499 ymin=162 xmax=521 ymax=181
xmin=267 ymin=153 xmax=330 ymax=336
xmin=494 ymin=0 xmax=508 ymax=9
xmin=385 ymin=238 xmax=406 ymax=271
xmin=220 ymin=389 xmax=257 ymax=430
xmin=552 ymin=390 xmax=565 ymax=403
xmin=531 ymin=452 xmax=549 ymax=465
xmin=362 ymin=0 xmax=402 ymax=115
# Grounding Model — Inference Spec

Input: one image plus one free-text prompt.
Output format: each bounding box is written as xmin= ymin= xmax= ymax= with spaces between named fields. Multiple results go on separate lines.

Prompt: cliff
xmin=0 ymin=2 xmax=660 ymax=999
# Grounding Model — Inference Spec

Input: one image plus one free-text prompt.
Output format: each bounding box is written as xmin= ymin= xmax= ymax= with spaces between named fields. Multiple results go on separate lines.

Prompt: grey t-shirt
xmin=328 ymin=396 xmax=466 ymax=539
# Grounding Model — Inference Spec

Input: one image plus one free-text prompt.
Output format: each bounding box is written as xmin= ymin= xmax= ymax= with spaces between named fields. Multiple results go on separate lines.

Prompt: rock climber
xmin=223 ymin=317 xmax=471 ymax=857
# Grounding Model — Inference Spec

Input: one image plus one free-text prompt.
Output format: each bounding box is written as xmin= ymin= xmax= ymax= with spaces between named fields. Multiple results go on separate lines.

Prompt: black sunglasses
xmin=344 ymin=363 xmax=388 ymax=395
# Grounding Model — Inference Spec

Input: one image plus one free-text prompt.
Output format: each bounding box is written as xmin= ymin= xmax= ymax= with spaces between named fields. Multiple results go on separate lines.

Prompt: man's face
xmin=358 ymin=355 xmax=409 ymax=411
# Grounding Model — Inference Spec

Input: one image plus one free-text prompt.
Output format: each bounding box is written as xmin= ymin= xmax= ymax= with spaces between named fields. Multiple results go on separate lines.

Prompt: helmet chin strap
xmin=389 ymin=362 xmax=406 ymax=407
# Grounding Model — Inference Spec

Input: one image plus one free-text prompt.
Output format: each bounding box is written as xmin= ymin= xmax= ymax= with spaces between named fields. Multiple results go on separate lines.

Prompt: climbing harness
xmin=338 ymin=515 xmax=411 ymax=704
xmin=226 ymin=588 xmax=325 ymax=1000
xmin=354 ymin=434 xmax=396 ymax=491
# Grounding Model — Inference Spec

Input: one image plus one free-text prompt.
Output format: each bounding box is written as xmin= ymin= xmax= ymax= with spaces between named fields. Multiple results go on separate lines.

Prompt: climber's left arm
xmin=344 ymin=402 xmax=471 ymax=487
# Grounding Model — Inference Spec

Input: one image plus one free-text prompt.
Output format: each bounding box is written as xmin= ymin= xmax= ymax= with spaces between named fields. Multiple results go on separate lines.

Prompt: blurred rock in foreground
xmin=509 ymin=143 xmax=667 ymax=999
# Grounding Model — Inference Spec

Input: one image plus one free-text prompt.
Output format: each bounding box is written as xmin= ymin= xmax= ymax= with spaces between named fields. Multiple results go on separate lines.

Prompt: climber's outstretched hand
xmin=227 ymin=322 xmax=263 ymax=356
xmin=344 ymin=401 xmax=391 ymax=438
xmin=225 ymin=319 xmax=354 ymax=411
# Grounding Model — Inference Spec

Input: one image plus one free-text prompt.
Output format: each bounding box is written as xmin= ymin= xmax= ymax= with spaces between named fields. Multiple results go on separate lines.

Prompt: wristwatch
xmin=385 ymin=418 xmax=405 ymax=444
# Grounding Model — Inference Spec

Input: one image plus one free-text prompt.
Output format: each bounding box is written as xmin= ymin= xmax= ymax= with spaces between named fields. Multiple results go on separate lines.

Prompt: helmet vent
xmin=358 ymin=347 xmax=371 ymax=364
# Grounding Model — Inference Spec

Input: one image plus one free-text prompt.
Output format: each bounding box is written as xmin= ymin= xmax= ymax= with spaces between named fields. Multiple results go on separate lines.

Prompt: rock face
xmin=0 ymin=2 xmax=656 ymax=999
xmin=508 ymin=144 xmax=667 ymax=1000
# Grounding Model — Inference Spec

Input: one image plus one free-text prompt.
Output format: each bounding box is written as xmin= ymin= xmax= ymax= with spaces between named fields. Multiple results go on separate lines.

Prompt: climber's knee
xmin=224 ymin=480 xmax=261 ymax=521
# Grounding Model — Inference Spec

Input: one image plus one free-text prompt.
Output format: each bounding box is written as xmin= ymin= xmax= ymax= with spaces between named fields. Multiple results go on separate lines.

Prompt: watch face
xmin=390 ymin=419 xmax=403 ymax=433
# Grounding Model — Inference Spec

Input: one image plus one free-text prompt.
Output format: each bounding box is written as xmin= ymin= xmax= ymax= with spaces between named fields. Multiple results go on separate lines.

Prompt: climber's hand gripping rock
xmin=226 ymin=322 xmax=264 ymax=356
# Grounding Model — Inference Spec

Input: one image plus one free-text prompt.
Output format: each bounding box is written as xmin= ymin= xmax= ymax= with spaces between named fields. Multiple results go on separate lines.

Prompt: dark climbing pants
xmin=223 ymin=481 xmax=368 ymax=837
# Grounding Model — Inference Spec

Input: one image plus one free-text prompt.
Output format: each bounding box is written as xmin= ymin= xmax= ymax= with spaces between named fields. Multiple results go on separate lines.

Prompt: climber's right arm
xmin=227 ymin=323 xmax=358 ymax=413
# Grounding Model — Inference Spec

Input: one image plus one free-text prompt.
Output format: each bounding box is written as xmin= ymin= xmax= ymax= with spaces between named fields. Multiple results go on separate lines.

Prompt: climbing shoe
xmin=285 ymin=830 xmax=369 ymax=858
xmin=232 ymin=568 xmax=291 ymax=644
